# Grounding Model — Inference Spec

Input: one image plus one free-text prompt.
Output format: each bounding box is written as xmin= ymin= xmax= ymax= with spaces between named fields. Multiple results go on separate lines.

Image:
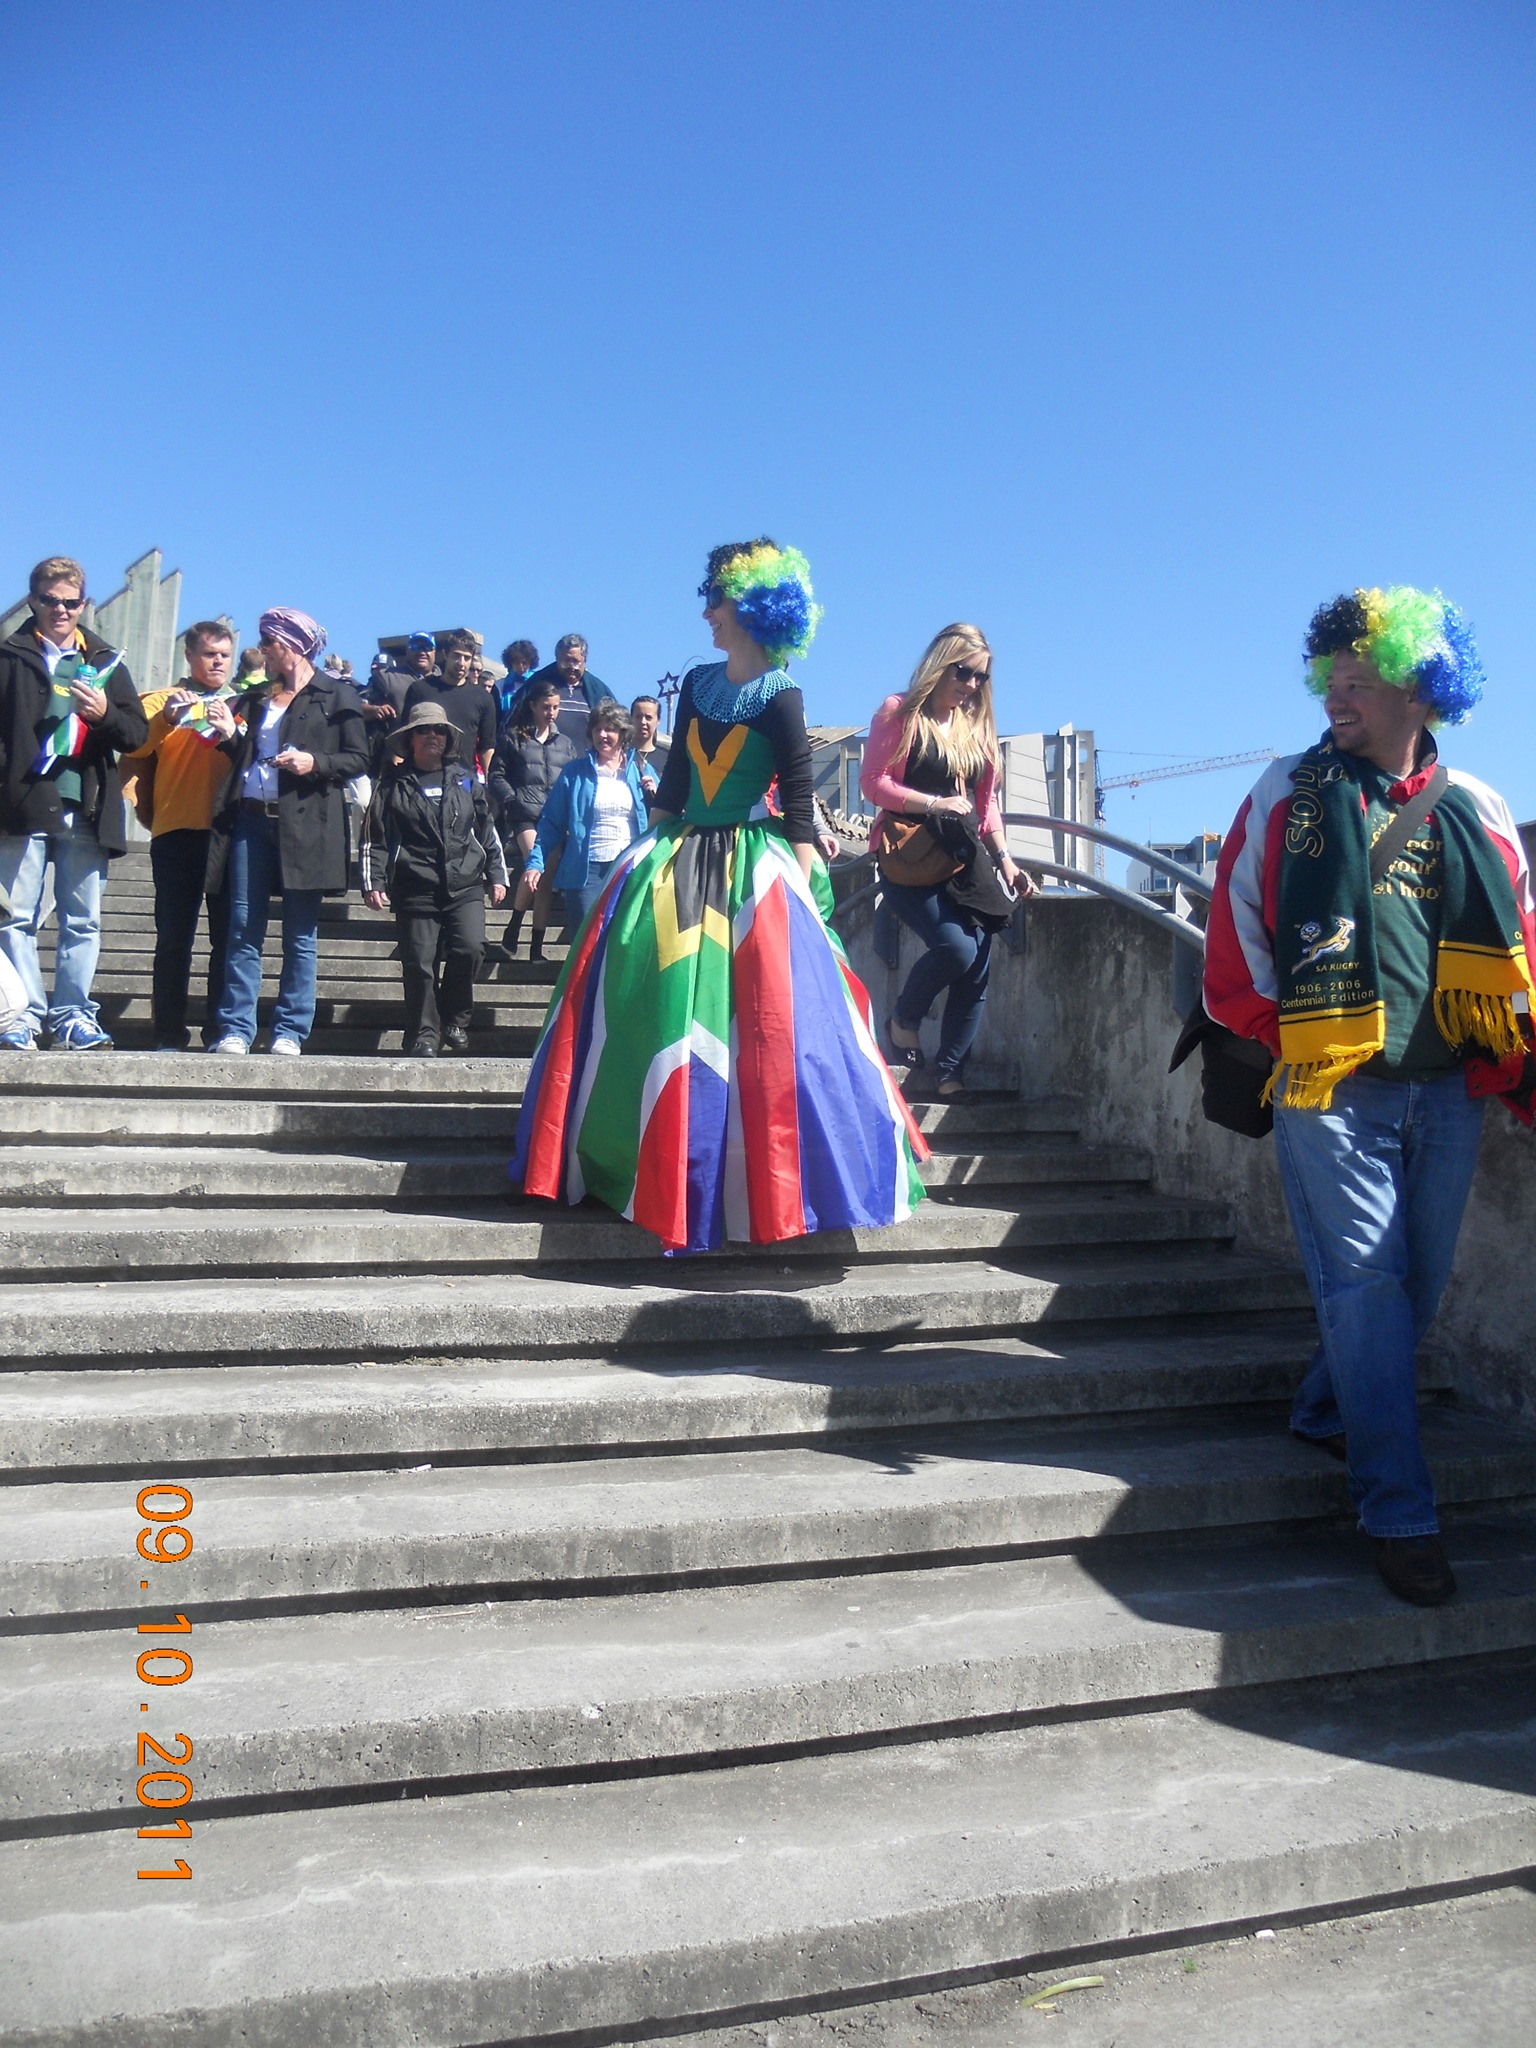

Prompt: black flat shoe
xmin=442 ymin=1025 xmax=470 ymax=1055
xmin=1373 ymin=1535 xmax=1456 ymax=1606
xmin=885 ymin=1018 xmax=924 ymax=1073
xmin=404 ymin=1036 xmax=438 ymax=1058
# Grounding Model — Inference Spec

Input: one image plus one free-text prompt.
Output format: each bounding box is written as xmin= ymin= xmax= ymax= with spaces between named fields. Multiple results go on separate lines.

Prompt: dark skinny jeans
xmin=150 ymin=828 xmax=230 ymax=1048
xmin=885 ymin=878 xmax=993 ymax=1084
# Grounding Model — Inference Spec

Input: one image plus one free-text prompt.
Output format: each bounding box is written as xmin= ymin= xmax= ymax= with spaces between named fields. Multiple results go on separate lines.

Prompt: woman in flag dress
xmin=511 ymin=539 xmax=928 ymax=1253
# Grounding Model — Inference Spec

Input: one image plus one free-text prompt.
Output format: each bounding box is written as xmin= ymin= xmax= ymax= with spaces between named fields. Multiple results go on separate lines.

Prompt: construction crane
xmin=1095 ymin=748 xmax=1278 ymax=820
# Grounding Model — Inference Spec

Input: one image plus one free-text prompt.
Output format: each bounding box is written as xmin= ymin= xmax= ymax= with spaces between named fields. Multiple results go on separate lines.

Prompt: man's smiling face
xmin=1323 ymin=651 xmax=1432 ymax=774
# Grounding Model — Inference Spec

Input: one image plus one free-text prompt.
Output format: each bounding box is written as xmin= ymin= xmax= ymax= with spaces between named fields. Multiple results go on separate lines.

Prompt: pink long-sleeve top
xmin=860 ymin=695 xmax=1003 ymax=837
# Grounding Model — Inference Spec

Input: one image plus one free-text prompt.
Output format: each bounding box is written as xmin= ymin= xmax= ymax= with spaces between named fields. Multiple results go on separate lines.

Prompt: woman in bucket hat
xmin=360 ymin=700 xmax=508 ymax=1056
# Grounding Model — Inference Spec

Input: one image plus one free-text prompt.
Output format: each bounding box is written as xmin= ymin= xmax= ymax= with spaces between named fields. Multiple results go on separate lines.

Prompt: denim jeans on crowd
xmin=150 ymin=828 xmax=229 ymax=1048
xmin=1274 ymin=1070 xmax=1486 ymax=1539
xmin=0 ymin=810 xmax=109 ymax=1035
xmin=883 ymin=878 xmax=993 ymax=1083
xmin=214 ymin=810 xmax=321 ymax=1047
xmin=564 ymin=856 xmax=619 ymax=933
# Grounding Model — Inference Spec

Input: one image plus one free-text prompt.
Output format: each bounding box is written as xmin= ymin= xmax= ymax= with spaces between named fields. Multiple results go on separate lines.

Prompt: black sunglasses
xmin=37 ymin=594 xmax=86 ymax=612
xmin=698 ymin=584 xmax=725 ymax=607
xmin=951 ymin=661 xmax=990 ymax=684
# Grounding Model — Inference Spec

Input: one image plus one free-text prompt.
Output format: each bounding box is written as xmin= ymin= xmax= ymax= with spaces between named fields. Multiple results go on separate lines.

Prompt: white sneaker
xmin=269 ymin=1035 xmax=302 ymax=1057
xmin=206 ymin=1035 xmax=248 ymax=1055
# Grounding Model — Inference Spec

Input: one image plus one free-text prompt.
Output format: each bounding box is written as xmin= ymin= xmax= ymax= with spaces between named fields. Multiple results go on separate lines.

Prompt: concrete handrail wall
xmin=839 ymin=882 xmax=1536 ymax=1427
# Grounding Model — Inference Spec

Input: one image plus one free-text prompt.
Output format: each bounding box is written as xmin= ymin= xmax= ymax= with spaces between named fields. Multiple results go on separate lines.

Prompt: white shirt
xmin=588 ymin=769 xmax=636 ymax=863
xmin=38 ymin=634 xmax=75 ymax=677
xmin=242 ymin=702 xmax=286 ymax=801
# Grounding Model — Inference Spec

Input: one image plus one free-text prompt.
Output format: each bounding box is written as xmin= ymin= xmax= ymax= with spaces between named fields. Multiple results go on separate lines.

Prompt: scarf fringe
xmin=1434 ymin=988 xmax=1525 ymax=1059
xmin=1262 ymin=1054 xmax=1368 ymax=1112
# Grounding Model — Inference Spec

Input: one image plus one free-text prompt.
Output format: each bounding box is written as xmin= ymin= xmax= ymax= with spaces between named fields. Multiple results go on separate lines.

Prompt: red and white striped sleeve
xmin=1203 ymin=754 xmax=1301 ymax=1055
xmin=1448 ymin=767 xmax=1536 ymax=994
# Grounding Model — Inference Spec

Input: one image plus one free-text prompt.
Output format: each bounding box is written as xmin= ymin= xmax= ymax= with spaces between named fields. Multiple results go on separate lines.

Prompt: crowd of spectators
xmin=0 ymin=554 xmax=674 ymax=1057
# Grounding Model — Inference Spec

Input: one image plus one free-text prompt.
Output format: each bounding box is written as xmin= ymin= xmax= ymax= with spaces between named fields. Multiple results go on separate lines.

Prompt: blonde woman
xmin=860 ymin=624 xmax=1029 ymax=1099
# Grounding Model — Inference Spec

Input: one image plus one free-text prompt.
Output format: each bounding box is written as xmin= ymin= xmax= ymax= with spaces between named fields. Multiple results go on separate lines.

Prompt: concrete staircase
xmin=39 ymin=851 xmax=539 ymax=1055
xmin=3 ymin=857 xmax=1536 ymax=2045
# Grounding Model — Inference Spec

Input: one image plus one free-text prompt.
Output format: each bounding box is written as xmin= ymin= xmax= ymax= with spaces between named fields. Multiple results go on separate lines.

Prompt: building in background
xmin=1125 ymin=830 xmax=1223 ymax=898
xmin=999 ymin=725 xmax=1097 ymax=878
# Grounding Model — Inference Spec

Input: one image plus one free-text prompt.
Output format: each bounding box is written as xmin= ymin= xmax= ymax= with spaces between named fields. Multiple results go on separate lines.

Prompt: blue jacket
xmin=527 ymin=751 xmax=649 ymax=889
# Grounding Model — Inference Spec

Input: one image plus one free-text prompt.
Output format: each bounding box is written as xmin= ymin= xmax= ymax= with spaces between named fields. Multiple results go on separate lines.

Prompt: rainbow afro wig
xmin=1304 ymin=586 xmax=1484 ymax=726
xmin=700 ymin=537 xmax=823 ymax=665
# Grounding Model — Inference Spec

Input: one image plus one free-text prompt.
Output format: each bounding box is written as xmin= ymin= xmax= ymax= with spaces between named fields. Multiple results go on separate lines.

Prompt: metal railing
xmin=828 ymin=812 xmax=1212 ymax=954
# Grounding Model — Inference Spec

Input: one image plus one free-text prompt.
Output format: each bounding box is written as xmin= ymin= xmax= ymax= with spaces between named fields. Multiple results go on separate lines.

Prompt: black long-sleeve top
xmin=653 ymin=672 xmax=816 ymax=846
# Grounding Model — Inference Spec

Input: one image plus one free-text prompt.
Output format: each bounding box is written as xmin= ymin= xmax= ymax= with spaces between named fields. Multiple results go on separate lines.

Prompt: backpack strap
xmin=1368 ymin=764 xmax=1449 ymax=886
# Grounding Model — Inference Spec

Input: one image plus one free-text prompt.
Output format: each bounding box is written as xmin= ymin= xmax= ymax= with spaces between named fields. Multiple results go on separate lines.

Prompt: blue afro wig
xmin=700 ymin=538 xmax=823 ymax=664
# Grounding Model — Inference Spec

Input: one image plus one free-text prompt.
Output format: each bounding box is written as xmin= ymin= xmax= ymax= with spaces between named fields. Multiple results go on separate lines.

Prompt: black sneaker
xmin=1373 ymin=1535 xmax=1456 ymax=1606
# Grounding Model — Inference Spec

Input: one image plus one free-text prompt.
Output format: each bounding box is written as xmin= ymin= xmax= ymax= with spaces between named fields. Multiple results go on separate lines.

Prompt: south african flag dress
xmin=510 ymin=661 xmax=929 ymax=1253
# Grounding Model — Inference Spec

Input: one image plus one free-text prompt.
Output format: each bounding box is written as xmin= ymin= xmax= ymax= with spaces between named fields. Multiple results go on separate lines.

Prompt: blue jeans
xmin=883 ymin=879 xmax=993 ymax=1083
xmin=1274 ymin=1070 xmax=1486 ymax=1538
xmin=214 ymin=811 xmax=321 ymax=1046
xmin=564 ymin=855 xmax=619 ymax=931
xmin=0 ymin=812 xmax=109 ymax=1035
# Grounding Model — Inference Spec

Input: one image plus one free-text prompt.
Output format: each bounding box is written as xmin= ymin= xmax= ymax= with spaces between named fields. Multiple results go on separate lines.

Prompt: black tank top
xmin=903 ymin=728 xmax=980 ymax=803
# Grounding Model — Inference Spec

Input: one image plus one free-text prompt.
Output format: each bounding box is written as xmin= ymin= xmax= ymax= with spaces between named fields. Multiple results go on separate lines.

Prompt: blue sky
xmin=4 ymin=0 xmax=1533 ymax=844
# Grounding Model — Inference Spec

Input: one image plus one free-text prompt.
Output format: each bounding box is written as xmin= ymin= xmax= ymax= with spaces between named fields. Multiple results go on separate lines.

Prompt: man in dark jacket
xmin=360 ymin=701 xmax=508 ymax=1055
xmin=0 ymin=555 xmax=148 ymax=1049
xmin=516 ymin=633 xmax=611 ymax=746
xmin=403 ymin=630 xmax=497 ymax=775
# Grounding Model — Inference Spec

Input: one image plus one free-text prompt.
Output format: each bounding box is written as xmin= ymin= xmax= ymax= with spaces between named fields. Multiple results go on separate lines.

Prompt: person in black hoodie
xmin=0 ymin=555 xmax=148 ymax=1050
xmin=360 ymin=701 xmax=509 ymax=1056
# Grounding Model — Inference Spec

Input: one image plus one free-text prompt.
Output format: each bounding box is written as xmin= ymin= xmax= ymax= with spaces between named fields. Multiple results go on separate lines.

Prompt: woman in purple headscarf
xmin=203 ymin=609 xmax=368 ymax=1054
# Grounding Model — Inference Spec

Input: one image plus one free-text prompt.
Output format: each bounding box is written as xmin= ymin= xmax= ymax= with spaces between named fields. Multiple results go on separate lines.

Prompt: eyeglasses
xmin=951 ymin=662 xmax=990 ymax=685
xmin=699 ymin=585 xmax=725 ymax=608
xmin=36 ymin=594 xmax=85 ymax=612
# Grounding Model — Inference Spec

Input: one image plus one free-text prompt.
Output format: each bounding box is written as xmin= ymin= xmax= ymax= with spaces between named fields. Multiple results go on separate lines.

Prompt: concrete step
xmin=0 ymin=1248 xmax=1312 ymax=1366
xmin=0 ymin=1187 xmax=1236 ymax=1280
xmin=0 ymin=1320 xmax=1323 ymax=1474
xmin=0 ymin=1137 xmax=1147 ymax=1204
xmin=0 ymin=1051 xmax=532 ymax=1097
xmin=6 ymin=1407 xmax=1529 ymax=1624
xmin=0 ymin=1089 xmax=1071 ymax=1146
xmin=5 ymin=1656 xmax=1534 ymax=2044
xmin=9 ymin=1518 xmax=1536 ymax=1826
xmin=78 ymin=991 xmax=547 ymax=1032
xmin=111 ymin=1023 xmax=535 ymax=1055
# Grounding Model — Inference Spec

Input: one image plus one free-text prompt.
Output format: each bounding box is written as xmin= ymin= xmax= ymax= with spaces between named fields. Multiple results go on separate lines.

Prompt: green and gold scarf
xmin=1269 ymin=738 xmax=1531 ymax=1109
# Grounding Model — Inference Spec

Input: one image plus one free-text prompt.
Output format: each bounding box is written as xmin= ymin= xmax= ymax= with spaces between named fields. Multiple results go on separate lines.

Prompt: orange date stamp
xmin=134 ymin=1483 xmax=194 ymax=1879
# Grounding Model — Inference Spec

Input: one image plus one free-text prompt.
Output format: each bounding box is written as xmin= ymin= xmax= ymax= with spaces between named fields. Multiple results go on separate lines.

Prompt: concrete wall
xmin=839 ymin=877 xmax=1536 ymax=1424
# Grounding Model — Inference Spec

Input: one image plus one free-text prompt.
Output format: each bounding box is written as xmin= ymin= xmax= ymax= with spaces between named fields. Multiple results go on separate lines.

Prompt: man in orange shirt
xmin=125 ymin=620 xmax=239 ymax=1049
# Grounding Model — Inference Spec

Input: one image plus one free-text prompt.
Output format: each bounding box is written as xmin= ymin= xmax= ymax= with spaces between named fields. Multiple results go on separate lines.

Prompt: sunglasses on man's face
xmin=951 ymin=662 xmax=990 ymax=685
xmin=37 ymin=594 xmax=85 ymax=612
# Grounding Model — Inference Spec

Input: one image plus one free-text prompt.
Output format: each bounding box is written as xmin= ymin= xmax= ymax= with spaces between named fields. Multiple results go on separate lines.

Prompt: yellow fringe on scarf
xmin=1433 ymin=988 xmax=1525 ymax=1058
xmin=1263 ymin=1052 xmax=1372 ymax=1112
